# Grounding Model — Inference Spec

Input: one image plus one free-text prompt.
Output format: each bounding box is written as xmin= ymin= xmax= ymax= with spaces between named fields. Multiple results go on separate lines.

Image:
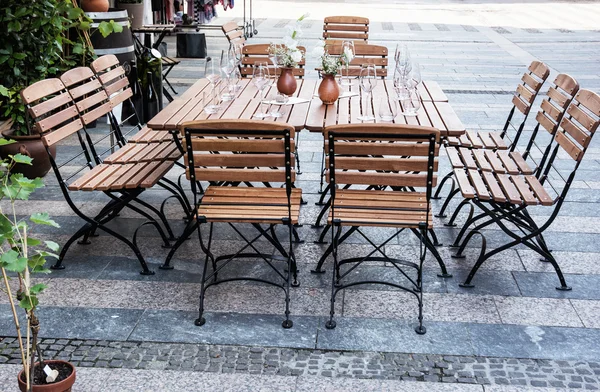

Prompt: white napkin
xmin=262 ymin=97 xmax=311 ymax=105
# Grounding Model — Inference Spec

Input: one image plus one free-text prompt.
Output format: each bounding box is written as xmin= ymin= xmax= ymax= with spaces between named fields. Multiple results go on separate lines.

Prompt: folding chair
xmin=240 ymin=44 xmax=306 ymax=78
xmin=322 ymin=124 xmax=440 ymax=334
xmin=441 ymin=73 xmax=579 ymax=224
xmin=323 ymin=16 xmax=369 ymax=43
xmin=179 ymin=119 xmax=301 ymax=328
xmin=21 ymin=79 xmax=175 ymax=275
xmin=222 ymin=21 xmax=246 ymax=47
xmin=433 ymin=61 xmax=551 ymax=208
xmin=316 ymin=43 xmax=388 ymax=78
xmin=450 ymin=89 xmax=600 ymax=289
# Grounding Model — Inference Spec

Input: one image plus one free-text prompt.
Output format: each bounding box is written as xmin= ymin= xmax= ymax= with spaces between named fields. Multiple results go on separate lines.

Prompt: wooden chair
xmin=321 ymin=124 xmax=440 ymax=334
xmin=323 ymin=16 xmax=369 ymax=42
xmin=317 ymin=43 xmax=388 ymax=78
xmin=222 ymin=21 xmax=246 ymax=47
xmin=450 ymin=89 xmax=600 ymax=290
xmin=240 ymin=44 xmax=306 ymax=78
xmin=438 ymin=73 xmax=580 ymax=220
xmin=21 ymin=78 xmax=176 ymax=275
xmin=445 ymin=61 xmax=551 ymax=151
xmin=177 ymin=119 xmax=302 ymax=328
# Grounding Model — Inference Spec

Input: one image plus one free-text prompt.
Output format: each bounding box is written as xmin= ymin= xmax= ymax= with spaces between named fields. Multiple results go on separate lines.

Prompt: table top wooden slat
xmin=147 ymin=78 xmax=465 ymax=137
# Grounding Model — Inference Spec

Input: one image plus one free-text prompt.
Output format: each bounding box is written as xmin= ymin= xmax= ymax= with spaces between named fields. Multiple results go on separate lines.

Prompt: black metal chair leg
xmin=160 ymin=219 xmax=199 ymax=269
xmin=325 ymin=223 xmax=342 ymax=330
xmin=52 ymin=223 xmax=94 ymax=270
xmin=435 ymin=187 xmax=460 ymax=218
xmin=431 ymin=171 xmax=455 ymax=200
xmin=415 ymin=224 xmax=427 ymax=335
xmin=445 ymin=198 xmax=473 ymax=227
xmin=312 ymin=198 xmax=331 ymax=228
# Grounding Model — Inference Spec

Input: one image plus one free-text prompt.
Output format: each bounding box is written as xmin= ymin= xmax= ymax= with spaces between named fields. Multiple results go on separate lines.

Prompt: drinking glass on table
xmin=252 ymin=63 xmax=271 ymax=119
xmin=393 ymin=65 xmax=409 ymax=99
xmin=407 ymin=61 xmax=422 ymax=89
xmin=268 ymin=53 xmax=280 ymax=87
xmin=220 ymin=49 xmax=236 ymax=101
xmin=378 ymin=97 xmax=398 ymax=122
xmin=395 ymin=43 xmax=412 ymax=83
xmin=357 ymin=64 xmax=377 ymax=121
xmin=204 ymin=57 xmax=221 ymax=114
xmin=340 ymin=40 xmax=355 ymax=87
xmin=401 ymin=87 xmax=421 ymax=117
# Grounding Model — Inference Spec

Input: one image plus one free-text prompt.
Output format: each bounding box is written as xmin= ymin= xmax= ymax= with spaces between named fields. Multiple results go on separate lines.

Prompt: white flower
xmin=343 ymin=47 xmax=354 ymax=62
xmin=291 ymin=50 xmax=302 ymax=63
xmin=284 ymin=25 xmax=295 ymax=37
xmin=312 ymin=46 xmax=325 ymax=58
xmin=283 ymin=36 xmax=297 ymax=50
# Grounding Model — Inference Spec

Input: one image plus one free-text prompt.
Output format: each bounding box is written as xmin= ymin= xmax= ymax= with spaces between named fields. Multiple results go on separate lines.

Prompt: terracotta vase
xmin=318 ymin=74 xmax=340 ymax=105
xmin=0 ymin=129 xmax=57 ymax=179
xmin=18 ymin=360 xmax=76 ymax=392
xmin=80 ymin=0 xmax=109 ymax=12
xmin=277 ymin=67 xmax=297 ymax=96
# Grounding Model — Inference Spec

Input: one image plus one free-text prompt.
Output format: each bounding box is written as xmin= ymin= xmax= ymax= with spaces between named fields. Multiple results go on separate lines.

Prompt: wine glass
xmin=407 ymin=61 xmax=422 ymax=89
xmin=378 ymin=97 xmax=398 ymax=122
xmin=220 ymin=49 xmax=236 ymax=101
xmin=268 ymin=53 xmax=280 ymax=87
xmin=204 ymin=57 xmax=221 ymax=114
xmin=395 ymin=43 xmax=412 ymax=81
xmin=340 ymin=40 xmax=354 ymax=87
xmin=401 ymin=87 xmax=421 ymax=117
xmin=393 ymin=65 xmax=409 ymax=99
xmin=357 ymin=64 xmax=377 ymax=121
xmin=231 ymin=43 xmax=243 ymax=66
xmin=252 ymin=63 xmax=271 ymax=119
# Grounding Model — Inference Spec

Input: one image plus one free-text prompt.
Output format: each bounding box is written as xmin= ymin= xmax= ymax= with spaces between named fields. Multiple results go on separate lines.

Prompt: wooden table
xmin=147 ymin=78 xmax=465 ymax=137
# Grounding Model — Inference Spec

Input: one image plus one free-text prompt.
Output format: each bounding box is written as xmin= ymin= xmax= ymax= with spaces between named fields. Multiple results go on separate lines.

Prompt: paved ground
xmin=1 ymin=0 xmax=600 ymax=390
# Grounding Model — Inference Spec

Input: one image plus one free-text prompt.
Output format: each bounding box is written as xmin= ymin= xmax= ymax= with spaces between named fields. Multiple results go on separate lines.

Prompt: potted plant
xmin=312 ymin=40 xmax=354 ymax=104
xmin=269 ymin=13 xmax=309 ymax=96
xmin=116 ymin=0 xmax=144 ymax=29
xmin=0 ymin=0 xmax=120 ymax=178
xmin=0 ymin=143 xmax=75 ymax=392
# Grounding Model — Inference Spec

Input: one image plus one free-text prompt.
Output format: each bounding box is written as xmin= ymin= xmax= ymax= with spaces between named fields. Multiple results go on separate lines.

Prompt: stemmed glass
xmin=407 ymin=60 xmax=422 ymax=89
xmin=401 ymin=87 xmax=421 ymax=117
xmin=252 ymin=63 xmax=271 ymax=119
xmin=220 ymin=49 xmax=236 ymax=101
xmin=268 ymin=53 xmax=280 ymax=87
xmin=204 ymin=57 xmax=221 ymax=114
xmin=357 ymin=64 xmax=377 ymax=121
xmin=340 ymin=40 xmax=354 ymax=87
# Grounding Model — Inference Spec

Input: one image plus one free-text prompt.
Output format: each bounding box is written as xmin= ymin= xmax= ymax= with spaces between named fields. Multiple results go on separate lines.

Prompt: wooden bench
xmin=451 ymin=89 xmax=600 ymax=290
xmin=323 ymin=16 xmax=369 ymax=43
xmin=173 ymin=119 xmax=301 ymax=329
xmin=20 ymin=78 xmax=177 ymax=275
xmin=318 ymin=123 xmax=441 ymax=334
xmin=241 ymin=44 xmax=306 ymax=78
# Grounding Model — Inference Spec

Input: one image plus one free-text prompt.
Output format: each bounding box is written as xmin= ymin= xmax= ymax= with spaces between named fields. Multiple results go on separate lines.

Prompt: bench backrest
xmin=60 ymin=67 xmax=113 ymax=127
xmin=180 ymin=119 xmax=296 ymax=188
xmin=513 ymin=61 xmax=550 ymax=117
xmin=90 ymin=55 xmax=134 ymax=110
xmin=324 ymin=124 xmax=440 ymax=190
xmin=241 ymin=44 xmax=306 ymax=78
xmin=323 ymin=16 xmax=369 ymax=42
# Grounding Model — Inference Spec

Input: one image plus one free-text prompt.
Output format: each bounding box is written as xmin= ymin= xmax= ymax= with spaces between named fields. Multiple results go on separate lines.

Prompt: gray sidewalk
xmin=1 ymin=0 xmax=600 ymax=390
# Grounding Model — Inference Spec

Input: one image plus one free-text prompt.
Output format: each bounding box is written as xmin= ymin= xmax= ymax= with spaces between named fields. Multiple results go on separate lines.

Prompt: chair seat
xmin=198 ymin=186 xmax=302 ymax=224
xmin=328 ymin=189 xmax=433 ymax=228
xmin=454 ymin=169 xmax=554 ymax=206
xmin=103 ymin=140 xmax=181 ymax=164
xmin=128 ymin=126 xmax=174 ymax=144
xmin=447 ymin=130 xmax=507 ymax=150
xmin=446 ymin=146 xmax=533 ymax=175
xmin=68 ymin=160 xmax=175 ymax=191
xmin=162 ymin=56 xmax=180 ymax=66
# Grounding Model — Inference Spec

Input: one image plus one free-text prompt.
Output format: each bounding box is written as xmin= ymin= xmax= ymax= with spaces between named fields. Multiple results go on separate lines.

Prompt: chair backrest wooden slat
xmin=90 ymin=55 xmax=133 ymax=110
xmin=241 ymin=44 xmax=306 ymax=78
xmin=554 ymin=89 xmax=600 ymax=162
xmin=322 ymin=43 xmax=388 ymax=78
xmin=180 ymin=119 xmax=296 ymax=184
xmin=20 ymin=79 xmax=84 ymax=146
xmin=323 ymin=16 xmax=369 ymax=42
xmin=512 ymin=61 xmax=550 ymax=116
xmin=60 ymin=67 xmax=112 ymax=126
xmin=222 ymin=21 xmax=245 ymax=46
xmin=324 ymin=124 xmax=440 ymax=188
xmin=533 ymin=73 xmax=579 ymax=135
xmin=528 ymin=61 xmax=551 ymax=80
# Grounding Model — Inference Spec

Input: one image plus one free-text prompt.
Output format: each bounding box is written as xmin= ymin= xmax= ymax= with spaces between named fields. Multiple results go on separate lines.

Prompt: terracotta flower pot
xmin=0 ymin=129 xmax=57 ymax=179
xmin=277 ymin=67 xmax=297 ymax=96
xmin=18 ymin=360 xmax=76 ymax=392
xmin=80 ymin=0 xmax=109 ymax=12
xmin=318 ymin=74 xmax=340 ymax=105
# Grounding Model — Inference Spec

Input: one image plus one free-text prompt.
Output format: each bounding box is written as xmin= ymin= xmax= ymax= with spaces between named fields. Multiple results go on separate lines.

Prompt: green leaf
xmin=72 ymin=43 xmax=84 ymax=55
xmin=26 ymin=238 xmax=41 ymax=246
xmin=0 ymin=138 xmax=16 ymax=145
xmin=30 ymin=283 xmax=47 ymax=294
xmin=12 ymin=53 xmax=26 ymax=60
xmin=98 ymin=21 xmax=112 ymax=37
xmin=44 ymin=240 xmax=60 ymax=252
xmin=112 ymin=21 xmax=123 ymax=33
xmin=12 ymin=153 xmax=33 ymax=165
xmin=67 ymin=7 xmax=83 ymax=19
xmin=1 ymin=251 xmax=27 ymax=272
xmin=30 ymin=213 xmax=59 ymax=227
xmin=19 ymin=294 xmax=38 ymax=310
xmin=79 ymin=21 xmax=90 ymax=31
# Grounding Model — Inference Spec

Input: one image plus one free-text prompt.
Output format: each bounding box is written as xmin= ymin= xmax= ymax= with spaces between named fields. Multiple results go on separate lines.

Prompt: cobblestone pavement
xmin=1 ymin=337 xmax=600 ymax=389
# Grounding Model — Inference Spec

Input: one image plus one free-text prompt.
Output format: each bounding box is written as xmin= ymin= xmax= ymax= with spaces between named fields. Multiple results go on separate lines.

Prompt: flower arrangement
xmin=268 ymin=13 xmax=309 ymax=68
xmin=312 ymin=40 xmax=354 ymax=75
